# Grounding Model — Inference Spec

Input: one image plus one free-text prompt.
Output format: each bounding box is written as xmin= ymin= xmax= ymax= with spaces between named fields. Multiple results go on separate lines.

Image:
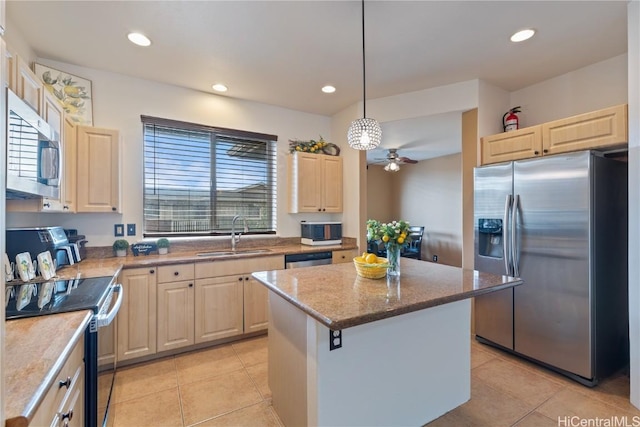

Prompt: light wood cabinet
xmin=541 ymin=104 xmax=628 ymax=156
xmin=480 ymin=104 xmax=628 ymax=165
xmin=243 ymin=276 xmax=270 ymax=333
xmin=5 ymin=42 xmax=16 ymax=96
xmin=332 ymin=249 xmax=357 ymax=264
xmin=195 ymin=275 xmax=244 ymax=342
xmin=31 ymin=334 xmax=84 ymax=427
xmin=156 ymin=264 xmax=195 ymax=352
xmin=288 ymin=153 xmax=343 ymax=213
xmin=15 ymin=55 xmax=42 ymax=113
xmin=117 ymin=267 xmax=157 ymax=361
xmin=77 ymin=126 xmax=120 ymax=213
xmin=62 ymin=115 xmax=78 ymax=212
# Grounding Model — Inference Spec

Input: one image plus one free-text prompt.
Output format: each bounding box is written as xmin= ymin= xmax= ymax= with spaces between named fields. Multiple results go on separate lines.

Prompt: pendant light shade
xmin=348 ymin=0 xmax=381 ymax=150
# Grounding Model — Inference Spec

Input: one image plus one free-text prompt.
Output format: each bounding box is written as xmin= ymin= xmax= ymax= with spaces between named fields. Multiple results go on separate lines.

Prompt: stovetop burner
xmin=5 ymin=276 xmax=115 ymax=320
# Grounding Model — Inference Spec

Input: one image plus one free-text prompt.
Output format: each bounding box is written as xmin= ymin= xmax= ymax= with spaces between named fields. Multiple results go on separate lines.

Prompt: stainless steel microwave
xmin=6 ymin=89 xmax=60 ymax=199
xmin=301 ymin=221 xmax=342 ymax=246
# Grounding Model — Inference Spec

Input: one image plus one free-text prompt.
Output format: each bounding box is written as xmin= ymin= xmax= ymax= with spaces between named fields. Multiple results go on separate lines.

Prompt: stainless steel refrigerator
xmin=474 ymin=150 xmax=628 ymax=386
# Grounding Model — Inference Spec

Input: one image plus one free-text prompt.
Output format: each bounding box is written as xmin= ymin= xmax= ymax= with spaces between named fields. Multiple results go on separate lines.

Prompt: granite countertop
xmin=252 ymin=258 xmax=523 ymax=330
xmin=4 ymin=239 xmax=358 ymax=427
xmin=5 ymin=310 xmax=93 ymax=427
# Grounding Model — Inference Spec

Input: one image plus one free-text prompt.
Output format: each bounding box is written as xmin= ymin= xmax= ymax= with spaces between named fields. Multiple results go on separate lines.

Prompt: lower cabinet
xmin=156 ymin=264 xmax=195 ymax=352
xmin=244 ymin=276 xmax=269 ymax=333
xmin=195 ymin=276 xmax=244 ymax=343
xmin=31 ymin=333 xmax=85 ymax=427
xmin=332 ymin=249 xmax=357 ymax=264
xmin=117 ymin=267 xmax=157 ymax=362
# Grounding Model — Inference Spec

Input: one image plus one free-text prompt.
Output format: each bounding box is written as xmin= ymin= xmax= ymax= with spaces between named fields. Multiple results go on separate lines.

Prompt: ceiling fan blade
xmin=398 ymin=156 xmax=418 ymax=164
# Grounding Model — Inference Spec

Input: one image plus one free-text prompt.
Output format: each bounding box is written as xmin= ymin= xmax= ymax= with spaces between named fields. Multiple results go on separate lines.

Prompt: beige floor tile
xmin=232 ymin=335 xmax=268 ymax=367
xmin=425 ymin=409 xmax=473 ymax=426
xmin=114 ymin=358 xmax=178 ymax=403
xmin=513 ymin=411 xmax=557 ymax=427
xmin=190 ymin=401 xmax=280 ymax=427
xmin=269 ymin=405 xmax=284 ymax=427
xmin=435 ymin=377 xmax=533 ymax=427
xmin=573 ymin=373 xmax=640 ymax=414
xmin=175 ymin=344 xmax=244 ymax=385
xmin=472 ymin=358 xmax=564 ymax=407
xmin=246 ymin=362 xmax=271 ymax=399
xmin=471 ymin=345 xmax=498 ymax=369
xmin=111 ymin=387 xmax=183 ymax=427
xmin=537 ymin=387 xmax=639 ymax=420
xmin=180 ymin=369 xmax=263 ymax=426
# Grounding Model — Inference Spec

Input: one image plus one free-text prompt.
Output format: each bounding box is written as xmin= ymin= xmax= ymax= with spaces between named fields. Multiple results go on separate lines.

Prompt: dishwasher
xmin=285 ymin=251 xmax=333 ymax=268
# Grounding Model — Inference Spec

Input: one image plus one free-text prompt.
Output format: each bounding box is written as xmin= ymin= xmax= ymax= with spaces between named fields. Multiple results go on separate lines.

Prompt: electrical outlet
xmin=114 ymin=224 xmax=124 ymax=237
xmin=329 ymin=329 xmax=342 ymax=351
xmin=432 ymin=255 xmax=438 ymax=262
xmin=127 ymin=224 xmax=136 ymax=236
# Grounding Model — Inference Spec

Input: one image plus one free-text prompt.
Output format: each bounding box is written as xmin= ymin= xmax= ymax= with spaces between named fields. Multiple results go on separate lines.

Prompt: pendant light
xmin=347 ymin=0 xmax=382 ymax=150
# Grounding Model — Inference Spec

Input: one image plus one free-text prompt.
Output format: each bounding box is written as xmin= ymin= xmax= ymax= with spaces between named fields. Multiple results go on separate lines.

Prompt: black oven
xmin=5 ymin=276 xmax=122 ymax=427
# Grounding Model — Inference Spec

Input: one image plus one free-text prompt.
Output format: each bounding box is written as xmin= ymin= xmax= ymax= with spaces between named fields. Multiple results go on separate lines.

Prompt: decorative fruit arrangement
xmin=353 ymin=252 xmax=389 ymax=279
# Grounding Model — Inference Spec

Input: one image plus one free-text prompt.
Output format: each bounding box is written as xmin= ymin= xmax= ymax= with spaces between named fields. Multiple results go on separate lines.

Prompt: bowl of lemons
xmin=353 ymin=252 xmax=390 ymax=279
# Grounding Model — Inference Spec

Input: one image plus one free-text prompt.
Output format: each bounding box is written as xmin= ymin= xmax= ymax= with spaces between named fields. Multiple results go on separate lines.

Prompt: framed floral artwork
xmin=34 ymin=63 xmax=93 ymax=125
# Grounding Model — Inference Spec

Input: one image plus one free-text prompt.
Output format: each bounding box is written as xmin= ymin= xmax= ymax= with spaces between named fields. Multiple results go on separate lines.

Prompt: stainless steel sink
xmin=196 ymin=249 xmax=272 ymax=257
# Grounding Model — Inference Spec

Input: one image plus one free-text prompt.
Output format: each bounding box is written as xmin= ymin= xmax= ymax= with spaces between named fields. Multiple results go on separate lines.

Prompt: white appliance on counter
xmin=300 ymin=221 xmax=342 ymax=246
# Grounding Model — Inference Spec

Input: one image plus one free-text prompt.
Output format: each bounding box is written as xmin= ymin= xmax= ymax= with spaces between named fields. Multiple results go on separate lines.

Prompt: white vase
xmin=116 ymin=249 xmax=127 ymax=257
xmin=158 ymin=247 xmax=168 ymax=255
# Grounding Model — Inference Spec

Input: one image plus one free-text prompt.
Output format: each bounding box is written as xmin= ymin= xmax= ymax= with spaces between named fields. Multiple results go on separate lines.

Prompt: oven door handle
xmin=96 ymin=284 xmax=123 ymax=328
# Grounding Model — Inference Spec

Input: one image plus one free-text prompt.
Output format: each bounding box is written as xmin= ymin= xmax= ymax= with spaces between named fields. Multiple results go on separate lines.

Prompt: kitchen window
xmin=141 ymin=116 xmax=277 ymax=236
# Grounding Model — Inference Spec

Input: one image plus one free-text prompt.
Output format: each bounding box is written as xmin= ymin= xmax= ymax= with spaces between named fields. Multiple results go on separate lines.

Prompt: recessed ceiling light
xmin=510 ymin=29 xmax=535 ymax=43
xmin=212 ymin=84 xmax=228 ymax=92
xmin=127 ymin=32 xmax=151 ymax=47
xmin=322 ymin=85 xmax=336 ymax=94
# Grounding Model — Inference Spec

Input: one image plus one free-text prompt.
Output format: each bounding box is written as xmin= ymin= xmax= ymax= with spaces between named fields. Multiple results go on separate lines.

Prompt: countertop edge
xmin=5 ymin=310 xmax=93 ymax=427
xmin=252 ymin=271 xmax=523 ymax=330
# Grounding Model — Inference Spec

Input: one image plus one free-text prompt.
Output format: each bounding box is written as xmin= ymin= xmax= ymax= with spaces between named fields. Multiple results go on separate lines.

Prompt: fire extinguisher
xmin=503 ymin=106 xmax=521 ymax=132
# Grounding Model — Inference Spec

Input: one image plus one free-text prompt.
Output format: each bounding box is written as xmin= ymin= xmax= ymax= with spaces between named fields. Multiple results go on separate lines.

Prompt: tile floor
xmin=110 ymin=334 xmax=640 ymax=427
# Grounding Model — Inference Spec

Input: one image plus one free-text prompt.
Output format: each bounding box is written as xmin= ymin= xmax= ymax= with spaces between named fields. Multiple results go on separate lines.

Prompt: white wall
xmin=627 ymin=0 xmax=640 ymax=409
xmin=366 ymin=165 xmax=394 ymax=223
xmin=6 ymin=59 xmax=336 ymax=246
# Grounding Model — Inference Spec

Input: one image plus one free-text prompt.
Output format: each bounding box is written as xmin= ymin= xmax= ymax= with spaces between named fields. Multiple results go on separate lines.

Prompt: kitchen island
xmin=252 ymin=258 xmax=523 ymax=426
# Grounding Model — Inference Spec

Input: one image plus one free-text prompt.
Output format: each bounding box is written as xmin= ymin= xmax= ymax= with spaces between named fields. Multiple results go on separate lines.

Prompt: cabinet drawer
xmin=332 ymin=249 xmax=357 ymax=264
xmin=31 ymin=334 xmax=84 ymax=427
xmin=195 ymin=255 xmax=284 ymax=279
xmin=157 ymin=263 xmax=194 ymax=283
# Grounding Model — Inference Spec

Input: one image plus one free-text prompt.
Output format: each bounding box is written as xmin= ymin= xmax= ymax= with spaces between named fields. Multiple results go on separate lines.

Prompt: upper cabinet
xmin=480 ymin=104 xmax=628 ymax=166
xmin=77 ymin=126 xmax=121 ymax=213
xmin=287 ymin=152 xmax=343 ymax=213
xmin=15 ymin=55 xmax=42 ymax=114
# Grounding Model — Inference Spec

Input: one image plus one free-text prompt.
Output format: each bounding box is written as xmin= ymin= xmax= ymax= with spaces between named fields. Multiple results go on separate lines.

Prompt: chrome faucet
xmin=231 ymin=215 xmax=249 ymax=251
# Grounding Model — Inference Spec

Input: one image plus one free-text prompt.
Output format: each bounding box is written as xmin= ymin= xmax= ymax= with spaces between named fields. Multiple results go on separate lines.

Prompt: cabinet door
xmin=157 ymin=280 xmax=195 ymax=351
xmin=288 ymin=153 xmax=322 ymax=213
xmin=40 ymin=89 xmax=66 ymax=211
xmin=243 ymin=276 xmax=269 ymax=333
xmin=98 ymin=318 xmax=116 ymax=370
xmin=16 ymin=55 xmax=42 ymax=113
xmin=322 ymin=156 xmax=343 ymax=212
xmin=5 ymin=42 xmax=16 ymax=93
xmin=194 ymin=276 xmax=243 ymax=343
xmin=117 ymin=268 xmax=157 ymax=361
xmin=62 ymin=115 xmax=77 ymax=212
xmin=542 ymin=104 xmax=628 ymax=156
xmin=77 ymin=126 xmax=120 ymax=213
xmin=481 ymin=126 xmax=542 ymax=165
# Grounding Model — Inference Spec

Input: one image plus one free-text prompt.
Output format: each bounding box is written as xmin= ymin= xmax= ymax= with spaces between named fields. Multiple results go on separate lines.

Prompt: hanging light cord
xmin=361 ymin=0 xmax=367 ymax=119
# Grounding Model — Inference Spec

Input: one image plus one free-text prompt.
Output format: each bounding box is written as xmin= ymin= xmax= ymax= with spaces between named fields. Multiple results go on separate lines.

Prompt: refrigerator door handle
xmin=512 ymin=194 xmax=520 ymax=277
xmin=503 ymin=194 xmax=513 ymax=275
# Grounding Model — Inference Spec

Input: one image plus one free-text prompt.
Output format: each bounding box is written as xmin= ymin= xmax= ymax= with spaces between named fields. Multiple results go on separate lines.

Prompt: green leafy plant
xmin=112 ymin=239 xmax=129 ymax=251
xmin=366 ymin=219 xmax=412 ymax=247
xmin=156 ymin=238 xmax=170 ymax=248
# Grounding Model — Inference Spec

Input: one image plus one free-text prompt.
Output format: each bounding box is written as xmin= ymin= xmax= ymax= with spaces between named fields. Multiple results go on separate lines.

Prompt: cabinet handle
xmin=59 ymin=376 xmax=72 ymax=389
xmin=534 ymin=151 xmax=539 ymax=155
xmin=543 ymin=149 xmax=548 ymax=154
xmin=341 ymin=255 xmax=345 ymax=259
xmin=245 ymin=277 xmax=250 ymax=281
xmin=43 ymin=202 xmax=50 ymax=208
xmin=238 ymin=277 xmax=243 ymax=281
xmin=150 ymin=269 xmax=155 ymax=274
xmin=112 ymin=207 xmax=117 ymax=211
xmin=322 ymin=208 xmax=326 ymax=211
xmin=188 ymin=283 xmax=193 ymax=287
xmin=61 ymin=410 xmax=73 ymax=421
xmin=317 ymin=208 xmax=322 ymax=212
xmin=174 ymin=271 xmax=179 ymax=276
xmin=63 ymin=205 xmax=69 ymax=210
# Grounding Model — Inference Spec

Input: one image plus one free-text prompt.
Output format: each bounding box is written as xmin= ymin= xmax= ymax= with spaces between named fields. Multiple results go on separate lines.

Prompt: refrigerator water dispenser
xmin=478 ymin=218 xmax=503 ymax=258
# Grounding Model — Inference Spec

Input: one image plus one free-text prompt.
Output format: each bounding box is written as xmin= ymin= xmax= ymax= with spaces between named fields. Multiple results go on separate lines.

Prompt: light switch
xmin=114 ymin=224 xmax=124 ymax=237
xmin=127 ymin=224 xmax=136 ymax=236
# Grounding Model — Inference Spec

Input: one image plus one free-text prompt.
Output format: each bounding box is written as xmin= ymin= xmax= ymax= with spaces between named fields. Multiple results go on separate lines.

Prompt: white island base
xmin=268 ymin=293 xmax=471 ymax=426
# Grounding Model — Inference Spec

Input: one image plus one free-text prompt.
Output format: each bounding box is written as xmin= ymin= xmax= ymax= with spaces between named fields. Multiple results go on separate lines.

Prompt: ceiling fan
xmin=373 ymin=149 xmax=418 ymax=172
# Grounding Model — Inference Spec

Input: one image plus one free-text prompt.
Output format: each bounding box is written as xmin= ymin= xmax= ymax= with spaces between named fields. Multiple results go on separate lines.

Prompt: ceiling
xmin=7 ymin=1 xmax=628 ymax=163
